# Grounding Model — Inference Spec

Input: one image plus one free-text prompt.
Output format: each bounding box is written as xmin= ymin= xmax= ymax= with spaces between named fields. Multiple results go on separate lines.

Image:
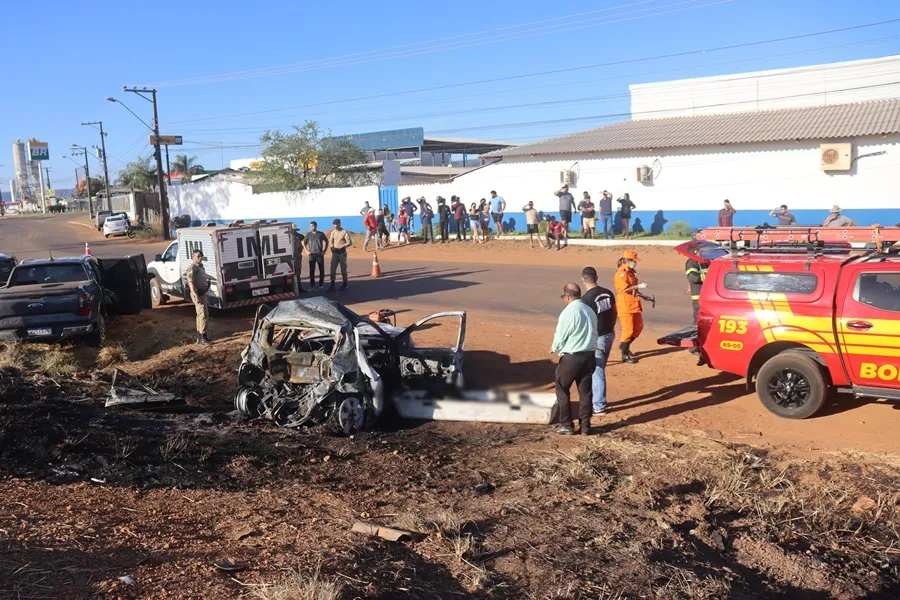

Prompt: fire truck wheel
xmin=756 ymin=353 xmax=826 ymax=419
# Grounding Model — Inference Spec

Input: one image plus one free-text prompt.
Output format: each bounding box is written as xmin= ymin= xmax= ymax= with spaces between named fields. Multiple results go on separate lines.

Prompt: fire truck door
xmin=837 ymin=264 xmax=900 ymax=392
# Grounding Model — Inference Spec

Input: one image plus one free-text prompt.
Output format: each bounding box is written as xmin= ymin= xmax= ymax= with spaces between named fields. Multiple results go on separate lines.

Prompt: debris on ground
xmin=106 ymin=369 xmax=184 ymax=410
xmin=350 ymin=521 xmax=414 ymax=542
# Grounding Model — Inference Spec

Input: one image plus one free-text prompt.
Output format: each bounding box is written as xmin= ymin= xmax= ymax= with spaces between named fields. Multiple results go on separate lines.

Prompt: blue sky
xmin=2 ymin=0 xmax=899 ymax=190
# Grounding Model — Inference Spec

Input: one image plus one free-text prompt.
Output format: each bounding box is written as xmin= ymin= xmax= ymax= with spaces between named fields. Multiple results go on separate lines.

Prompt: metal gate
xmin=379 ymin=185 xmax=398 ymax=217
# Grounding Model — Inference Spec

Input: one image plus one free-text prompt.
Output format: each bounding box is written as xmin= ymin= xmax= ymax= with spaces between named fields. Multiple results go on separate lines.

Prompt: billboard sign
xmin=28 ymin=140 xmax=49 ymax=161
xmin=149 ymin=135 xmax=183 ymax=146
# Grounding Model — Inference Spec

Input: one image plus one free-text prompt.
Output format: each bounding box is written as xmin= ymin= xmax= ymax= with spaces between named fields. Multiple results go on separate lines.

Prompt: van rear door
xmin=99 ymin=254 xmax=151 ymax=315
xmin=257 ymin=222 xmax=295 ymax=278
xmin=218 ymin=227 xmax=262 ymax=283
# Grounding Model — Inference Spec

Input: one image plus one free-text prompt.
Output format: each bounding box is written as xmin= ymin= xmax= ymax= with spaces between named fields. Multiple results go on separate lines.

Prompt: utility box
xmin=820 ymin=143 xmax=852 ymax=172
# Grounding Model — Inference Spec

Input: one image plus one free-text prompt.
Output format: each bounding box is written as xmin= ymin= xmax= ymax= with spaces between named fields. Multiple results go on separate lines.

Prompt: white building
xmin=399 ymin=55 xmax=900 ymax=232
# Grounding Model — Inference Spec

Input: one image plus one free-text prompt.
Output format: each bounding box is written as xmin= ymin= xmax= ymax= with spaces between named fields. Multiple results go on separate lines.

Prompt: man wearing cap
xmin=328 ymin=218 xmax=353 ymax=292
xmin=614 ymin=250 xmax=646 ymax=364
xmin=551 ymin=282 xmax=597 ymax=435
xmin=362 ymin=208 xmax=379 ymax=252
xmin=555 ymin=184 xmax=577 ymax=245
xmin=185 ymin=249 xmax=212 ymax=345
xmin=437 ymin=197 xmax=451 ymax=243
xmin=823 ymin=205 xmax=854 ymax=227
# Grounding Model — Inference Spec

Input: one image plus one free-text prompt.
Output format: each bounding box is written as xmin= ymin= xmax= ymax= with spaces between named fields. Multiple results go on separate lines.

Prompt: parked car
xmin=235 ymin=297 xmax=466 ymax=435
xmin=0 ymin=254 xmax=151 ymax=346
xmin=0 ymin=254 xmax=17 ymax=285
xmin=95 ymin=210 xmax=112 ymax=231
xmin=103 ymin=214 xmax=129 ymax=238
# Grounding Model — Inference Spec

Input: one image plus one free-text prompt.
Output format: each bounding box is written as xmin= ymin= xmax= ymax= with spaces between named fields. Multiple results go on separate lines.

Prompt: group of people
xmin=550 ymin=250 xmax=648 ymax=435
xmin=290 ymin=219 xmax=354 ymax=293
xmin=356 ymin=185 xmax=640 ymax=251
xmin=716 ymin=199 xmax=856 ymax=229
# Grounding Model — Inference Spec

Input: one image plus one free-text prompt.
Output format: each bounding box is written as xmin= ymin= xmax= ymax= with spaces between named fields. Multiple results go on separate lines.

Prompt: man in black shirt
xmin=437 ymin=197 xmax=451 ymax=243
xmin=292 ymin=225 xmax=306 ymax=293
xmin=580 ymin=266 xmax=617 ymax=415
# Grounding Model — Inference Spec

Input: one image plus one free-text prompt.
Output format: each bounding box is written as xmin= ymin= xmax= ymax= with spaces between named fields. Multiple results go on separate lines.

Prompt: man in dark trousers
xmin=291 ymin=224 xmax=306 ymax=293
xmin=437 ymin=196 xmax=451 ymax=243
xmin=302 ymin=221 xmax=328 ymax=289
xmin=580 ymin=267 xmax=616 ymax=416
xmin=328 ymin=218 xmax=353 ymax=292
xmin=550 ymin=283 xmax=597 ymax=435
xmin=452 ymin=196 xmax=467 ymax=241
xmin=685 ymin=256 xmax=708 ymax=324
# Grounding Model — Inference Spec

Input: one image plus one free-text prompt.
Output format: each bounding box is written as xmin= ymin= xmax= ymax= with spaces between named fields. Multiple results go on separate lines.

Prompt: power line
xmin=169 ymin=16 xmax=900 ymax=126
xmin=148 ymin=0 xmax=726 ymax=87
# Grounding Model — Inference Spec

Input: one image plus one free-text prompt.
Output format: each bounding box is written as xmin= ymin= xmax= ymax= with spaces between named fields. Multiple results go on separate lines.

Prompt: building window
xmin=723 ymin=272 xmax=818 ymax=294
xmin=856 ymin=273 xmax=900 ymax=312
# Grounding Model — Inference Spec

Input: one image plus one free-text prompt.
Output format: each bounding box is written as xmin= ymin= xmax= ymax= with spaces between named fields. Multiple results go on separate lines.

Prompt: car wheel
xmin=104 ymin=233 xmax=109 ymax=238
xmin=150 ymin=278 xmax=168 ymax=308
xmin=328 ymin=394 xmax=367 ymax=435
xmin=234 ymin=386 xmax=261 ymax=416
xmin=87 ymin=314 xmax=107 ymax=348
xmin=756 ymin=353 xmax=826 ymax=419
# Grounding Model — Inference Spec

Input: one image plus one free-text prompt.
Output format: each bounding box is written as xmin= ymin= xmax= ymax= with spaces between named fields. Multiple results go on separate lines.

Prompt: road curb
xmin=68 ymin=221 xmax=95 ymax=230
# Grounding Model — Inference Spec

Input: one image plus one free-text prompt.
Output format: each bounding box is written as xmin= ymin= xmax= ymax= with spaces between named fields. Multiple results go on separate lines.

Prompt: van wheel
xmin=756 ymin=353 xmax=826 ymax=419
xmin=87 ymin=315 xmax=107 ymax=348
xmin=150 ymin=278 xmax=168 ymax=308
xmin=328 ymin=395 xmax=368 ymax=436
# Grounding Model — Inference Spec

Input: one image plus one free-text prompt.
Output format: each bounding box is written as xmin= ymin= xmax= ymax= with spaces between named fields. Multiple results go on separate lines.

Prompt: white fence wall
xmin=169 ymin=181 xmax=379 ymax=223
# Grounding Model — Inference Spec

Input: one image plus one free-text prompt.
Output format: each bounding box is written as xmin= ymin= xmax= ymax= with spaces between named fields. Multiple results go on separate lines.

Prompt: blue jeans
xmin=600 ymin=215 xmax=613 ymax=239
xmin=593 ymin=332 xmax=615 ymax=412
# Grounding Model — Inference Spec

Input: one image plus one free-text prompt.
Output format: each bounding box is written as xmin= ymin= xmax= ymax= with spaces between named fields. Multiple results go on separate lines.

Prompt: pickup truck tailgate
xmin=0 ymin=283 xmax=83 ymax=318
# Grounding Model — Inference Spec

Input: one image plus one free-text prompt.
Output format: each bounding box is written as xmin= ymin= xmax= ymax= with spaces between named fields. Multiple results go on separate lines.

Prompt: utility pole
xmin=71 ymin=145 xmax=93 ymax=218
xmin=43 ymin=166 xmax=52 ymax=190
xmin=82 ymin=121 xmax=112 ymax=212
xmin=122 ymin=87 xmax=170 ymax=240
xmin=165 ymin=145 xmax=171 ymax=185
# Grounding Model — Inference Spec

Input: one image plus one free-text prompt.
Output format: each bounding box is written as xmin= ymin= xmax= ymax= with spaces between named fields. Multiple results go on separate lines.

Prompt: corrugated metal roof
xmin=486 ymin=99 xmax=900 ymax=158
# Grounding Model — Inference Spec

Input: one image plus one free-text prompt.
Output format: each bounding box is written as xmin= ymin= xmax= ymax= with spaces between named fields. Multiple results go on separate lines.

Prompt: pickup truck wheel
xmin=756 ymin=353 xmax=826 ymax=419
xmin=328 ymin=395 xmax=367 ymax=436
xmin=150 ymin=278 xmax=168 ymax=308
xmin=87 ymin=315 xmax=107 ymax=348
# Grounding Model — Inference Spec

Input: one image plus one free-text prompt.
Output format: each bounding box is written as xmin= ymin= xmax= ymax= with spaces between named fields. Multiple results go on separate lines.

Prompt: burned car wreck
xmin=235 ymin=297 xmax=465 ymax=434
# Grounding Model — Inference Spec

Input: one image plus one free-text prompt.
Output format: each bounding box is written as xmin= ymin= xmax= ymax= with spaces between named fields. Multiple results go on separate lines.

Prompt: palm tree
xmin=117 ymin=157 xmax=156 ymax=191
xmin=170 ymin=154 xmax=204 ymax=182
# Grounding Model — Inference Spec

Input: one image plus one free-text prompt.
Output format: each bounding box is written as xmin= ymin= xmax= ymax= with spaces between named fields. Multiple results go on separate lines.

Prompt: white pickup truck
xmin=147 ymin=221 xmax=300 ymax=310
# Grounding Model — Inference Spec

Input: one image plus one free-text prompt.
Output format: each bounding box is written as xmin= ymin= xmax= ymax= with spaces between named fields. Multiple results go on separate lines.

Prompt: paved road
xmin=1 ymin=214 xmax=693 ymax=329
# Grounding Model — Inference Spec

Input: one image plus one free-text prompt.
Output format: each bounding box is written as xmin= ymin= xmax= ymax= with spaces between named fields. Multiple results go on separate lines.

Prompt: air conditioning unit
xmin=820 ymin=143 xmax=852 ymax=171
xmin=560 ymin=170 xmax=576 ymax=185
xmin=636 ymin=165 xmax=652 ymax=183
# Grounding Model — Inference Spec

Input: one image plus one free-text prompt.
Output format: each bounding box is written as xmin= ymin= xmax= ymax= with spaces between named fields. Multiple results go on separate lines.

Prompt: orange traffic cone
xmin=371 ymin=252 xmax=382 ymax=277
xmin=85 ymin=242 xmax=92 ymax=256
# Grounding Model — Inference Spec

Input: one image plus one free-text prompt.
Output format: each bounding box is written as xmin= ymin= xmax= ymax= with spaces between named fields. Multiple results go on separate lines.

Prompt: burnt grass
xmin=0 ymin=365 xmax=899 ymax=599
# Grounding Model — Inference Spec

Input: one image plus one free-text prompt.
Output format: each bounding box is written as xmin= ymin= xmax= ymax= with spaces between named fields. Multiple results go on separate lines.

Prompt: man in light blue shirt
xmin=551 ymin=283 xmax=597 ymax=435
xmin=489 ymin=190 xmax=506 ymax=236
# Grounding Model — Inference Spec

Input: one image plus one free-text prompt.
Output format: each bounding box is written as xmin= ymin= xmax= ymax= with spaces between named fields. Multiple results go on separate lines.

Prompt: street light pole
xmin=121 ymin=87 xmax=170 ymax=240
xmin=81 ymin=121 xmax=112 ymax=212
xmin=71 ymin=145 xmax=93 ymax=218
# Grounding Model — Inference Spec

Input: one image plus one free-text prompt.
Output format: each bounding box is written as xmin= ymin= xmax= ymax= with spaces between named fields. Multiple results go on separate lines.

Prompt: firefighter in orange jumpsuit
xmin=614 ymin=250 xmax=645 ymax=363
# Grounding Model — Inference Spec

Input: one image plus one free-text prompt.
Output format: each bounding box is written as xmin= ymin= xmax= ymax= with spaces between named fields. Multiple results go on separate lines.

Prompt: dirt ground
xmin=1 ymin=307 xmax=899 ymax=599
xmin=1 ymin=216 xmax=899 ymax=598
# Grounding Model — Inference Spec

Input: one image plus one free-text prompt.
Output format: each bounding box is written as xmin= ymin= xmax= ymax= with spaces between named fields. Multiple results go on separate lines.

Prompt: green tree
xmin=117 ymin=157 xmax=156 ymax=191
xmin=170 ymin=154 xmax=204 ymax=183
xmin=255 ymin=121 xmax=368 ymax=193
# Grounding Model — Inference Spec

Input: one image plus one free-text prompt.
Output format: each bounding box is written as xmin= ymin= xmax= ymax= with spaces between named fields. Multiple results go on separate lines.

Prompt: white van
xmin=147 ymin=221 xmax=299 ymax=309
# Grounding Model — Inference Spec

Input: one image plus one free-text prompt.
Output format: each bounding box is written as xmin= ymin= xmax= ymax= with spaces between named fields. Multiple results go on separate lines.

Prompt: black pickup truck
xmin=0 ymin=255 xmax=151 ymax=346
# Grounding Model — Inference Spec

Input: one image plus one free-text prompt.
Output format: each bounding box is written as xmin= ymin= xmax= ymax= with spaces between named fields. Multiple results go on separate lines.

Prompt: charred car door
xmin=98 ymin=255 xmax=152 ymax=315
xmin=394 ymin=311 xmax=466 ymax=388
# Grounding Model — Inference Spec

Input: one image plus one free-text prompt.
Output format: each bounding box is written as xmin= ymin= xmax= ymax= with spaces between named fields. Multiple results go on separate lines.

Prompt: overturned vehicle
xmin=235 ymin=297 xmax=466 ymax=434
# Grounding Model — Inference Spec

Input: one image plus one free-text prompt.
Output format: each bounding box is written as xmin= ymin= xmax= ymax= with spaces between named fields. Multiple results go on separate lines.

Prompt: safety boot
xmin=622 ymin=342 xmax=637 ymax=364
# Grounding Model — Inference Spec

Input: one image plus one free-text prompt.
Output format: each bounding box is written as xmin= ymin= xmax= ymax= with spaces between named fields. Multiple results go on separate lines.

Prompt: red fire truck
xmin=660 ymin=226 xmax=900 ymax=419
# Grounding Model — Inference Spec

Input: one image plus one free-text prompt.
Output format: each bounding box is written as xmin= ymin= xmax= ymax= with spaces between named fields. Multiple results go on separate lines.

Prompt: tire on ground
xmin=87 ymin=314 xmax=106 ymax=348
xmin=149 ymin=277 xmax=168 ymax=308
xmin=756 ymin=352 xmax=827 ymax=419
